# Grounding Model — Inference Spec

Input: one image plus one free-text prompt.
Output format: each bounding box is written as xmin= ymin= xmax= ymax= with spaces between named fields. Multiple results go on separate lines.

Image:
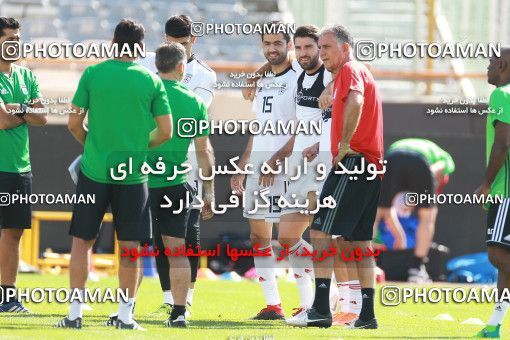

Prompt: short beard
xmin=299 ymin=55 xmax=320 ymax=71
xmin=265 ymin=52 xmax=287 ymax=66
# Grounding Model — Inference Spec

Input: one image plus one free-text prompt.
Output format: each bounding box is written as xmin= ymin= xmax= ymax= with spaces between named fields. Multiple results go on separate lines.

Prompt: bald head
xmin=487 ymin=47 xmax=510 ymax=86
xmin=500 ymin=47 xmax=510 ymax=61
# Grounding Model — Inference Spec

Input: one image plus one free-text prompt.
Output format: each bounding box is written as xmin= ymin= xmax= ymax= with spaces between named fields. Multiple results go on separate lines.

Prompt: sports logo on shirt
xmin=278 ymin=82 xmax=288 ymax=95
xmin=183 ymin=74 xmax=192 ymax=84
xmin=296 ymin=89 xmax=319 ymax=106
xmin=0 ymin=87 xmax=8 ymax=95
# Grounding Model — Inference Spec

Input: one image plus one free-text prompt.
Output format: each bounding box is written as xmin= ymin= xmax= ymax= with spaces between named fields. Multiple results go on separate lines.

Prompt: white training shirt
xmin=250 ymin=65 xmax=297 ymax=172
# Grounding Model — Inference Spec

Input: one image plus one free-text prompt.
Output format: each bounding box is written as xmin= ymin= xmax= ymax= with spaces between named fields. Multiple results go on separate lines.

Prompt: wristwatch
xmin=15 ymin=104 xmax=28 ymax=118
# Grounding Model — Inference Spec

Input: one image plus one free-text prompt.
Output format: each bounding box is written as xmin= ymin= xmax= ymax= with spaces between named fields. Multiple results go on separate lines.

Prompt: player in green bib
xmin=475 ymin=48 xmax=510 ymax=339
xmin=148 ymin=42 xmax=214 ymax=328
xmin=0 ymin=17 xmax=48 ymax=314
xmin=376 ymin=138 xmax=455 ymax=283
xmin=388 ymin=138 xmax=455 ymax=183
xmin=55 ymin=19 xmax=172 ymax=331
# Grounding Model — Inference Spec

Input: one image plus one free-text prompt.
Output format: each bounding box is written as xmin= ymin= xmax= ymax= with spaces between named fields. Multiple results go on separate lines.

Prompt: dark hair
xmin=293 ymin=25 xmax=319 ymax=43
xmin=0 ymin=17 xmax=19 ymax=37
xmin=320 ymin=25 xmax=353 ymax=46
xmin=112 ymin=19 xmax=144 ymax=54
xmin=260 ymin=21 xmax=291 ymax=43
xmin=155 ymin=42 xmax=186 ymax=73
xmin=165 ymin=15 xmax=192 ymax=38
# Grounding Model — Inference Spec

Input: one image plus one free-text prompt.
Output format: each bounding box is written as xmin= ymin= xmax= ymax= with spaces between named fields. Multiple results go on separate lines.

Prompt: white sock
xmin=69 ymin=288 xmax=84 ymax=320
xmin=488 ymin=301 xmax=510 ymax=326
xmin=254 ymin=244 xmax=281 ymax=306
xmin=187 ymin=288 xmax=195 ymax=306
xmin=288 ymin=239 xmax=314 ymax=307
xmin=163 ymin=290 xmax=174 ymax=305
xmin=118 ymin=298 xmax=135 ymax=324
xmin=347 ymin=280 xmax=361 ymax=314
xmin=337 ymin=282 xmax=350 ymax=313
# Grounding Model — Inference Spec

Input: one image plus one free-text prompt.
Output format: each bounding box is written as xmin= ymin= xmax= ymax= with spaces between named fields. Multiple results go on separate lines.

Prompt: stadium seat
xmin=150 ymin=1 xmax=199 ymax=23
xmin=102 ymin=2 xmax=154 ymax=24
xmin=63 ymin=17 xmax=111 ymax=42
xmin=20 ymin=18 xmax=63 ymax=40
xmin=29 ymin=37 xmax=71 ymax=45
xmin=4 ymin=0 xmax=45 ymax=5
xmin=58 ymin=1 xmax=101 ymax=20
xmin=201 ymin=7 xmax=247 ymax=24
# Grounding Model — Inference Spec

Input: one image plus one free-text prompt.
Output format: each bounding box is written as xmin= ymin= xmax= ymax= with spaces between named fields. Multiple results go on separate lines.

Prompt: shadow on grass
xmin=0 ymin=324 xmax=49 ymax=330
xmin=139 ymin=318 xmax=287 ymax=329
xmin=0 ymin=313 xmax=66 ymax=318
xmin=310 ymin=332 xmax=471 ymax=339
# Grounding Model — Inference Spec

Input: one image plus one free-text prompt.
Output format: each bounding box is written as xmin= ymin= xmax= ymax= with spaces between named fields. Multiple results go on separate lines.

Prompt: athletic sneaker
xmin=165 ymin=315 xmax=187 ymax=328
xmin=104 ymin=312 xmax=118 ymax=326
xmin=251 ymin=304 xmax=285 ymax=320
xmin=54 ymin=316 xmax=82 ymax=329
xmin=115 ymin=318 xmax=145 ymax=331
xmin=474 ymin=324 xmax=501 ymax=338
xmin=348 ymin=317 xmax=378 ymax=329
xmin=285 ymin=307 xmax=332 ymax=328
xmin=0 ymin=301 xmax=30 ymax=313
xmin=149 ymin=303 xmax=173 ymax=316
xmin=408 ymin=265 xmax=432 ymax=283
xmin=332 ymin=312 xmax=358 ymax=326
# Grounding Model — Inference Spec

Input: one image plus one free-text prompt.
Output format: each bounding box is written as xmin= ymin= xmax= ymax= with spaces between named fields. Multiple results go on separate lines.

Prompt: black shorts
xmin=311 ymin=155 xmax=381 ymax=241
xmin=378 ymin=151 xmax=434 ymax=208
xmin=149 ymin=183 xmax=194 ymax=239
xmin=69 ymin=171 xmax=151 ymax=241
xmin=0 ymin=171 xmax=32 ymax=229
xmin=487 ymin=199 xmax=510 ymax=250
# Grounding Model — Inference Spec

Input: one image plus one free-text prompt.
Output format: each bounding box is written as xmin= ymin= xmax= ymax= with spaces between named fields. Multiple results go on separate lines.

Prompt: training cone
xmin=197 ymin=267 xmax=218 ymax=280
xmin=244 ymin=267 xmax=257 ymax=280
xmin=219 ymin=271 xmax=243 ymax=282
xmin=82 ymin=304 xmax=93 ymax=312
xmin=375 ymin=266 xmax=386 ymax=283
xmin=461 ymin=318 xmax=484 ymax=325
xmin=433 ymin=313 xmax=454 ymax=321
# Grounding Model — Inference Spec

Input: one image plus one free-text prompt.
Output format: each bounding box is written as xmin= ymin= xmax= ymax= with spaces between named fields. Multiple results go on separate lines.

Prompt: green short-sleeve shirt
xmin=148 ymin=79 xmax=209 ymax=188
xmin=486 ymin=85 xmax=510 ymax=197
xmin=0 ymin=64 xmax=41 ymax=173
xmin=72 ymin=59 xmax=172 ymax=184
xmin=388 ymin=138 xmax=455 ymax=175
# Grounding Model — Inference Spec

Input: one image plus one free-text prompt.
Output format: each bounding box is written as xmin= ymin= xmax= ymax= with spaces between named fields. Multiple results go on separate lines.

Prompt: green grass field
xmin=0 ymin=273 xmax=500 ymax=339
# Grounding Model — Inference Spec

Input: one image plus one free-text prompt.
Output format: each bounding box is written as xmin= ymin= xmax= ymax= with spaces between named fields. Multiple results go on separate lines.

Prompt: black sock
xmin=0 ymin=285 xmax=16 ymax=304
xmin=312 ymin=278 xmax=331 ymax=316
xmin=170 ymin=305 xmax=186 ymax=320
xmin=410 ymin=255 xmax=423 ymax=270
xmin=359 ymin=288 xmax=375 ymax=321
xmin=155 ymin=235 xmax=171 ymax=291
xmin=186 ymin=210 xmax=200 ymax=283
